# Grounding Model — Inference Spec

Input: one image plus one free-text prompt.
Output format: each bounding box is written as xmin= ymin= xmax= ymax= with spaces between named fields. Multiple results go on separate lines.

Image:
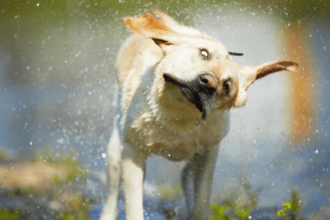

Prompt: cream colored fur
xmin=100 ymin=8 xmax=299 ymax=220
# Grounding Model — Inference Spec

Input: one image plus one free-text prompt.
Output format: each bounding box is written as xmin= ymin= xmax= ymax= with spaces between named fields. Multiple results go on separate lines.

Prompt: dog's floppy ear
xmin=150 ymin=6 xmax=181 ymax=28
xmin=239 ymin=60 xmax=299 ymax=91
xmin=231 ymin=60 xmax=299 ymax=108
xmin=124 ymin=13 xmax=179 ymax=52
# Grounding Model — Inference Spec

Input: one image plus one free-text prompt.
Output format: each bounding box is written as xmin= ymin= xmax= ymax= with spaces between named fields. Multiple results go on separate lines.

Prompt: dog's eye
xmin=223 ymin=81 xmax=230 ymax=95
xmin=200 ymin=49 xmax=209 ymax=59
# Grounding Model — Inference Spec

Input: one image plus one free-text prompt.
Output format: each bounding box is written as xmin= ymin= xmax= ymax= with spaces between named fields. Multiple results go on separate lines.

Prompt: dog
xmin=100 ymin=7 xmax=299 ymax=220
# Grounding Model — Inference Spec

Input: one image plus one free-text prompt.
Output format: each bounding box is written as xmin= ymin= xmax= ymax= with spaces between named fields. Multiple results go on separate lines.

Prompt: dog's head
xmin=125 ymin=12 xmax=299 ymax=120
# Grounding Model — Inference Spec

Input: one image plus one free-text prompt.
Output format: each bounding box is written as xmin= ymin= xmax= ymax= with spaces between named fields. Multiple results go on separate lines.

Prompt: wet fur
xmin=100 ymin=8 xmax=298 ymax=220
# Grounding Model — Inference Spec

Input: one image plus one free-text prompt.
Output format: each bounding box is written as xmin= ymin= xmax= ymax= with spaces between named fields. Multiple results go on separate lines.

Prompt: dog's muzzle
xmin=163 ymin=73 xmax=217 ymax=120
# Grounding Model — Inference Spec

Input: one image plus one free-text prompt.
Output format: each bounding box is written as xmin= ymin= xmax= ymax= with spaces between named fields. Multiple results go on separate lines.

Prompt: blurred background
xmin=1 ymin=0 xmax=330 ymax=219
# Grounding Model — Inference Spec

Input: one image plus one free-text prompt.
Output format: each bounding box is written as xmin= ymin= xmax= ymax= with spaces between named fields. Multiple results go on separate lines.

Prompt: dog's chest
xmin=125 ymin=110 xmax=229 ymax=160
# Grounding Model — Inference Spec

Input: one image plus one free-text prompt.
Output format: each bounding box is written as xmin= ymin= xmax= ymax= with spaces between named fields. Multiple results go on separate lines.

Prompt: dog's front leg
xmin=100 ymin=127 xmax=122 ymax=220
xmin=192 ymin=146 xmax=219 ymax=220
xmin=122 ymin=146 xmax=147 ymax=220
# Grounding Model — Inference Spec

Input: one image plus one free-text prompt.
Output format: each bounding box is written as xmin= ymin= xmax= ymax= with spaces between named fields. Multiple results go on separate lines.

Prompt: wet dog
xmin=100 ymin=8 xmax=298 ymax=220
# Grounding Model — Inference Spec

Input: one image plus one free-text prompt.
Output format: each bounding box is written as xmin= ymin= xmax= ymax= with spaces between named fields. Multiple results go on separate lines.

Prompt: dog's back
xmin=116 ymin=36 xmax=160 ymax=86
xmin=115 ymin=35 xmax=163 ymax=120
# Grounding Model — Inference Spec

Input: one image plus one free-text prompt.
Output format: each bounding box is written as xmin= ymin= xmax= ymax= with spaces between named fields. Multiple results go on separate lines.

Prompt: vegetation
xmin=37 ymin=152 xmax=92 ymax=220
xmin=277 ymin=190 xmax=302 ymax=220
xmin=61 ymin=195 xmax=91 ymax=220
xmin=210 ymin=186 xmax=325 ymax=220
xmin=35 ymin=152 xmax=86 ymax=184
xmin=158 ymin=185 xmax=183 ymax=200
xmin=157 ymin=185 xmax=185 ymax=218
xmin=275 ymin=190 xmax=323 ymax=220
xmin=0 ymin=149 xmax=6 ymax=160
xmin=0 ymin=152 xmax=92 ymax=220
xmin=155 ymin=180 xmax=327 ymax=220
xmin=0 ymin=209 xmax=20 ymax=220
xmin=277 ymin=203 xmax=292 ymax=220
xmin=210 ymin=178 xmax=260 ymax=220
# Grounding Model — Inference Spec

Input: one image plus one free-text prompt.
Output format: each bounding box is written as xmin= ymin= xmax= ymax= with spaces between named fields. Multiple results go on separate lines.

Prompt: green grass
xmin=277 ymin=203 xmax=292 ymax=220
xmin=34 ymin=152 xmax=92 ymax=220
xmin=0 ymin=209 xmax=20 ymax=220
xmin=210 ymin=178 xmax=260 ymax=220
xmin=0 ymin=151 xmax=93 ymax=220
xmin=34 ymin=152 xmax=86 ymax=184
xmin=0 ymin=149 xmax=7 ymax=160
xmin=61 ymin=195 xmax=91 ymax=220
xmin=158 ymin=185 xmax=183 ymax=200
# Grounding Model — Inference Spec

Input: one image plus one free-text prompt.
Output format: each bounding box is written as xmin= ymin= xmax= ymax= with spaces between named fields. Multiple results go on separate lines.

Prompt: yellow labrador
xmin=100 ymin=8 xmax=298 ymax=220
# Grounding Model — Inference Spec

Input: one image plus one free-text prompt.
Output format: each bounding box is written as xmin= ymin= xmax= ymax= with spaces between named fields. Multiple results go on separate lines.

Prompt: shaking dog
xmin=100 ymin=8 xmax=298 ymax=220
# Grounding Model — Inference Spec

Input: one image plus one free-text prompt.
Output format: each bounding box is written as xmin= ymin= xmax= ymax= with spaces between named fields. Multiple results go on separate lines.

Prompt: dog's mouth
xmin=163 ymin=73 xmax=216 ymax=120
xmin=179 ymin=87 xmax=211 ymax=120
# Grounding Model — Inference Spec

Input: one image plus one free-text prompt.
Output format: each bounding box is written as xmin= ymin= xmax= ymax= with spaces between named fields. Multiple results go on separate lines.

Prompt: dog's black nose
xmin=197 ymin=74 xmax=217 ymax=94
